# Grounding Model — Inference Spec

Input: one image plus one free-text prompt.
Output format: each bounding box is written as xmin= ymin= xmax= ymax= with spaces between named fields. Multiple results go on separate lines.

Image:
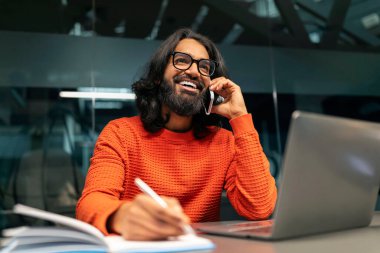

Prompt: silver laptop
xmin=196 ymin=111 xmax=380 ymax=240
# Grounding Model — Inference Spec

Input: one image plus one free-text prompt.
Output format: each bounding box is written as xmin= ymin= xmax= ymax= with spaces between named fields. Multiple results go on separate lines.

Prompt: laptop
xmin=196 ymin=111 xmax=380 ymax=240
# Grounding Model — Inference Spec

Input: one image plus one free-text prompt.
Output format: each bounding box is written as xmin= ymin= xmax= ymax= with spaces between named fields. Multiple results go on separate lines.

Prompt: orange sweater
xmin=76 ymin=114 xmax=277 ymax=235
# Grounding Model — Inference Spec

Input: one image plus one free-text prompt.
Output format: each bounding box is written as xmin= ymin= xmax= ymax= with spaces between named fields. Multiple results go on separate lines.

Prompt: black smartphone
xmin=204 ymin=89 xmax=224 ymax=115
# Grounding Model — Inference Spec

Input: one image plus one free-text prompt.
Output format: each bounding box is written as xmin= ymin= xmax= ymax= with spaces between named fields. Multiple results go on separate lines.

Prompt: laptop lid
xmin=270 ymin=111 xmax=380 ymax=239
xmin=197 ymin=111 xmax=380 ymax=240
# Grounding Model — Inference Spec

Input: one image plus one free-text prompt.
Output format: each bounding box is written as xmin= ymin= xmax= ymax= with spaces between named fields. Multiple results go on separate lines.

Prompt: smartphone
xmin=204 ymin=89 xmax=224 ymax=115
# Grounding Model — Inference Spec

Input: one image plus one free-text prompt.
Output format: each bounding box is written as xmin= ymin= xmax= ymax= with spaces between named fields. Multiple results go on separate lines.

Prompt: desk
xmin=202 ymin=212 xmax=380 ymax=253
xmin=1 ymin=214 xmax=378 ymax=252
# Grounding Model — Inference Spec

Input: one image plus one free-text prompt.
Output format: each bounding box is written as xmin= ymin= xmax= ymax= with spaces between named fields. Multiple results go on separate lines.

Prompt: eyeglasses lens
xmin=172 ymin=52 xmax=215 ymax=76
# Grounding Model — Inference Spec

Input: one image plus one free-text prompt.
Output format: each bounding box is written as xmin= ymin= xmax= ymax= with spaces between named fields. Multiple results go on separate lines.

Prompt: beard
xmin=159 ymin=77 xmax=206 ymax=116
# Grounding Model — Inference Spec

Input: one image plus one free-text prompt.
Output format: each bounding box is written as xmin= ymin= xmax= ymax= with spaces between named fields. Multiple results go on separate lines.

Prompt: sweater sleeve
xmin=76 ymin=121 xmax=128 ymax=235
xmin=224 ymin=114 xmax=277 ymax=220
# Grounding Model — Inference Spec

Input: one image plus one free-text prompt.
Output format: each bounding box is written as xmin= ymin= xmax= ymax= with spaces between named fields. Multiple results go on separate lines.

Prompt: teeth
xmin=179 ymin=81 xmax=197 ymax=89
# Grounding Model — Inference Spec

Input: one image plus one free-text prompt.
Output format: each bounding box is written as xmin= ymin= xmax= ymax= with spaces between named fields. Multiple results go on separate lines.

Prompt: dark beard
xmin=159 ymin=79 xmax=206 ymax=116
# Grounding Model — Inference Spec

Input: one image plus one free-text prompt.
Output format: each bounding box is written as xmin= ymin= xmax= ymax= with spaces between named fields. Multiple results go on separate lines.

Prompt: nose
xmin=185 ymin=62 xmax=200 ymax=78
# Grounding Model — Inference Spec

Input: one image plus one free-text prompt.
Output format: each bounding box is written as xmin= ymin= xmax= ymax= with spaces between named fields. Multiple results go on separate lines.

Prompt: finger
xmin=163 ymin=197 xmax=191 ymax=224
xmin=211 ymin=78 xmax=235 ymax=92
xmin=125 ymin=218 xmax=184 ymax=240
xmin=209 ymin=77 xmax=222 ymax=90
xmin=134 ymin=195 xmax=186 ymax=227
xmin=135 ymin=210 xmax=184 ymax=235
xmin=122 ymin=221 xmax=163 ymax=241
xmin=122 ymin=203 xmax=184 ymax=240
xmin=151 ymin=197 xmax=189 ymax=226
xmin=123 ymin=218 xmax=180 ymax=241
xmin=209 ymin=77 xmax=226 ymax=91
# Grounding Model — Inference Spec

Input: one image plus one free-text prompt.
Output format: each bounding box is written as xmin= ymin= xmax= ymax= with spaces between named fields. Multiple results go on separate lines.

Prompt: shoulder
xmin=107 ymin=116 xmax=143 ymax=129
xmin=100 ymin=116 xmax=145 ymax=138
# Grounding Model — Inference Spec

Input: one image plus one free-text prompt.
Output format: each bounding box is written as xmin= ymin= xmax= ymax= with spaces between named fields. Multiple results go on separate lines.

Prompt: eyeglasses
xmin=171 ymin=51 xmax=217 ymax=77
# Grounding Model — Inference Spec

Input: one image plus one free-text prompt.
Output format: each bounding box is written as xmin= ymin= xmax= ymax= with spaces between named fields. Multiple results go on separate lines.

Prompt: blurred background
xmin=0 ymin=0 xmax=379 ymax=226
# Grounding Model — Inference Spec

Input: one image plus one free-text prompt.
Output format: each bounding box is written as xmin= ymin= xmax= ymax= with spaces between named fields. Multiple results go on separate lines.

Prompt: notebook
xmin=2 ymin=204 xmax=215 ymax=253
xmin=196 ymin=111 xmax=380 ymax=240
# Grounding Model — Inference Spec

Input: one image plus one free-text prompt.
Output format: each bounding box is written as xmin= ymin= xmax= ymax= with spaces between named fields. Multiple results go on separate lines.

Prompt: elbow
xmin=253 ymin=187 xmax=278 ymax=220
xmin=263 ymin=186 xmax=278 ymax=219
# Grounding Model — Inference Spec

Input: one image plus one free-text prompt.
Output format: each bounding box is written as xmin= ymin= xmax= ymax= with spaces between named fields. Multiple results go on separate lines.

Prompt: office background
xmin=0 ymin=0 xmax=380 ymax=228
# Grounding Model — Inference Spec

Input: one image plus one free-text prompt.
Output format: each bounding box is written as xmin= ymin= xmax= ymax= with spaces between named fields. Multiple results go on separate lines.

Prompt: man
xmin=76 ymin=28 xmax=277 ymax=241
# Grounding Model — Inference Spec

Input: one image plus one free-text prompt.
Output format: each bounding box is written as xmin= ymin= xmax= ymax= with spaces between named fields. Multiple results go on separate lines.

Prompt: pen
xmin=134 ymin=178 xmax=195 ymax=235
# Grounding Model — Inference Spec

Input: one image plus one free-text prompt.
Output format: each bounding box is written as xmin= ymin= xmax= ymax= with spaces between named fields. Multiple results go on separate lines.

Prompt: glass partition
xmin=1 ymin=0 xmax=379 ymax=229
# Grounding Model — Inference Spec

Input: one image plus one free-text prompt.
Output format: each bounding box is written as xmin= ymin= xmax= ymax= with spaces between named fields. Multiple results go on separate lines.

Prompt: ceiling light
xmin=60 ymin=87 xmax=136 ymax=100
xmin=361 ymin=13 xmax=380 ymax=30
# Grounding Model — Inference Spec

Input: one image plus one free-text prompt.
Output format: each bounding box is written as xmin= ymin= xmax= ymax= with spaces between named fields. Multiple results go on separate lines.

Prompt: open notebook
xmin=2 ymin=204 xmax=214 ymax=253
xmin=196 ymin=111 xmax=380 ymax=240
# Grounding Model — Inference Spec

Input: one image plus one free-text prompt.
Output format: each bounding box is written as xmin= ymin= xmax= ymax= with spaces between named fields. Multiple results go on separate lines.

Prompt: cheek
xmin=163 ymin=67 xmax=171 ymax=80
xmin=164 ymin=67 xmax=181 ymax=82
xmin=203 ymin=78 xmax=211 ymax=87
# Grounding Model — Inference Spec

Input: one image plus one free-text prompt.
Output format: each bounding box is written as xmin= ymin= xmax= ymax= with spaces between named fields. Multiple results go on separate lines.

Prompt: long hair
xmin=132 ymin=28 xmax=229 ymax=139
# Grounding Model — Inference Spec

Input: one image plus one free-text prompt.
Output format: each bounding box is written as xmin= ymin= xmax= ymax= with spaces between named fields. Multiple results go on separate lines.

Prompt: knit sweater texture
xmin=76 ymin=114 xmax=277 ymax=235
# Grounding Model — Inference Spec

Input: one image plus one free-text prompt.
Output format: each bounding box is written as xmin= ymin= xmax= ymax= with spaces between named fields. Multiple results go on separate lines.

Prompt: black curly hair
xmin=132 ymin=28 xmax=229 ymax=139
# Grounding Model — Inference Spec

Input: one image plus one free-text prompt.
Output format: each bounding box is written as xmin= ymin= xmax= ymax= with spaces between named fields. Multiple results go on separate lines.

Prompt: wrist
xmin=107 ymin=202 xmax=130 ymax=234
xmin=229 ymin=110 xmax=248 ymax=120
xmin=229 ymin=113 xmax=254 ymax=135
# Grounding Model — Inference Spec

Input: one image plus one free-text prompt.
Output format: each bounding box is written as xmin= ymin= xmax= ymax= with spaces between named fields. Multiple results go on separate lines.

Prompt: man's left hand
xmin=209 ymin=77 xmax=248 ymax=119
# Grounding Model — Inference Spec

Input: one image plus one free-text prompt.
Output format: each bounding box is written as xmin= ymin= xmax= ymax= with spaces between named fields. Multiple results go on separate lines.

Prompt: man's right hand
xmin=108 ymin=194 xmax=190 ymax=240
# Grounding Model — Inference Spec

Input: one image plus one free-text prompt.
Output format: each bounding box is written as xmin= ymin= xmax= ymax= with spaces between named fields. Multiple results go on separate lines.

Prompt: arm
xmin=209 ymin=78 xmax=277 ymax=219
xmin=224 ymin=114 xmax=277 ymax=219
xmin=76 ymin=121 xmax=130 ymax=234
xmin=76 ymin=121 xmax=189 ymax=240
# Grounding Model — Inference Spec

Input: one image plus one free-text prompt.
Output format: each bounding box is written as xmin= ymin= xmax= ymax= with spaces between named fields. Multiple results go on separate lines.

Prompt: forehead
xmin=174 ymin=38 xmax=210 ymax=59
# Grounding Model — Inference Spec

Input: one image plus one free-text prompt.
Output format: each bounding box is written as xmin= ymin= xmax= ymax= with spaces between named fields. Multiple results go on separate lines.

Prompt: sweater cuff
xmin=93 ymin=200 xmax=125 ymax=235
xmin=229 ymin=114 xmax=255 ymax=136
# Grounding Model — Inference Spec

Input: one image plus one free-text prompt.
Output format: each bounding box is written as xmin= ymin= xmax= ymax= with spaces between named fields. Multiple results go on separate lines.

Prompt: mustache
xmin=173 ymin=74 xmax=205 ymax=90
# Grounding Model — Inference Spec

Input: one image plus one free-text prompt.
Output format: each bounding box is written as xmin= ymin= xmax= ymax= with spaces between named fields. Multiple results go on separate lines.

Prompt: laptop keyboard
xmin=226 ymin=220 xmax=274 ymax=232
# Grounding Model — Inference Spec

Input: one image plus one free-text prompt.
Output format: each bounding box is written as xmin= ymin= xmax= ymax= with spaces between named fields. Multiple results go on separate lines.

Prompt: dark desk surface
xmin=202 ymin=212 xmax=380 ymax=253
xmin=1 ymin=213 xmax=378 ymax=253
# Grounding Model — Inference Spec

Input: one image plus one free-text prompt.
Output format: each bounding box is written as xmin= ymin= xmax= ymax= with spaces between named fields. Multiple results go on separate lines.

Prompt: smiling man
xmin=76 ymin=28 xmax=277 ymax=241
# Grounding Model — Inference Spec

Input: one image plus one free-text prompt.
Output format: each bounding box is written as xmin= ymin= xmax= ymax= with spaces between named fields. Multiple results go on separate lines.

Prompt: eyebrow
xmin=175 ymin=51 xmax=211 ymax=60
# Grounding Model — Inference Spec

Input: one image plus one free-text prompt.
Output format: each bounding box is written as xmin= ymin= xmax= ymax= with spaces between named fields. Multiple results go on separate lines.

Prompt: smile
xmin=179 ymin=81 xmax=197 ymax=90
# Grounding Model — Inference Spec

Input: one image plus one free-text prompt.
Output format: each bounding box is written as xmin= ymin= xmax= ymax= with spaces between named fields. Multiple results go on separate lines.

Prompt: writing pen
xmin=134 ymin=178 xmax=195 ymax=235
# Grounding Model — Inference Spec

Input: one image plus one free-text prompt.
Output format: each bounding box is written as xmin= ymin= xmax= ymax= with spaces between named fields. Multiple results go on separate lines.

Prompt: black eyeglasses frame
xmin=170 ymin=51 xmax=217 ymax=77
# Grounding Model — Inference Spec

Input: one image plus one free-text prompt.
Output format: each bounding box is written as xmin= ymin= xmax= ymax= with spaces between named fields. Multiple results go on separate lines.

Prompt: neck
xmin=162 ymin=105 xmax=193 ymax=132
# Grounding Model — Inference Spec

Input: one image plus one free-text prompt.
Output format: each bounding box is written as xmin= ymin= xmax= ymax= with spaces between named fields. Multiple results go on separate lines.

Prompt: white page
xmin=9 ymin=204 xmax=215 ymax=252
xmin=3 ymin=227 xmax=102 ymax=245
xmin=13 ymin=204 xmax=105 ymax=241
xmin=106 ymin=234 xmax=215 ymax=252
